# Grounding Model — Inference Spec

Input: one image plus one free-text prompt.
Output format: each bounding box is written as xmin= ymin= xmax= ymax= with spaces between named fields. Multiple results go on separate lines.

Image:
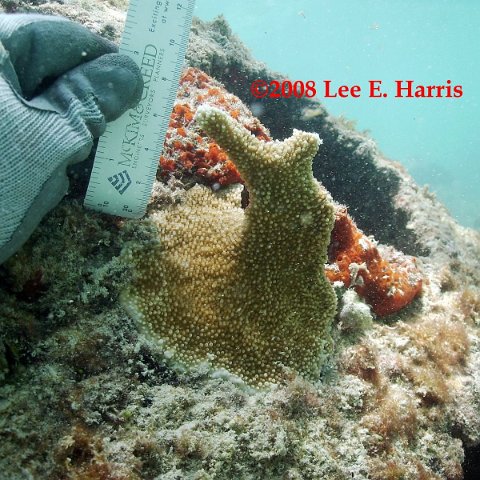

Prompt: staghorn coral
xmin=122 ymin=106 xmax=337 ymax=387
xmin=326 ymin=208 xmax=423 ymax=316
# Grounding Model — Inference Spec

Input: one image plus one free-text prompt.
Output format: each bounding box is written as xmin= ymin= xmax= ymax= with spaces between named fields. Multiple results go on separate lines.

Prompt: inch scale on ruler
xmin=84 ymin=0 xmax=195 ymax=218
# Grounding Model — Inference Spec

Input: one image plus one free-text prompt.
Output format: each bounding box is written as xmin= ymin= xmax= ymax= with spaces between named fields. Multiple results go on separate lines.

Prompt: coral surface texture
xmin=123 ymin=106 xmax=337 ymax=387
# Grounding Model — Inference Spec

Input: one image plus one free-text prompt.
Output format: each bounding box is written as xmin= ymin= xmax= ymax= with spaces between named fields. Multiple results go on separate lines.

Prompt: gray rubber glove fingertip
xmin=94 ymin=53 xmax=144 ymax=122
xmin=34 ymin=52 xmax=144 ymax=136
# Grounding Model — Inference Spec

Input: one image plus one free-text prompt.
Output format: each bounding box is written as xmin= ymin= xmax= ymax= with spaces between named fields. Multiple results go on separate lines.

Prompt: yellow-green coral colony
xmin=121 ymin=106 xmax=337 ymax=387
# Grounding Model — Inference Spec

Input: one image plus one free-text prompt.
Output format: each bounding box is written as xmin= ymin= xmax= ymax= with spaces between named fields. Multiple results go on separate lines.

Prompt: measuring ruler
xmin=84 ymin=0 xmax=195 ymax=218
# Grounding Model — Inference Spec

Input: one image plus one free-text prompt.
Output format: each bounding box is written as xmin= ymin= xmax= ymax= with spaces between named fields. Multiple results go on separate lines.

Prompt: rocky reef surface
xmin=1 ymin=1 xmax=479 ymax=479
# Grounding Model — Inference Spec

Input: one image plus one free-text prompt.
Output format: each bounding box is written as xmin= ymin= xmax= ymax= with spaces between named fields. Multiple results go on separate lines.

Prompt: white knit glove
xmin=0 ymin=14 xmax=143 ymax=264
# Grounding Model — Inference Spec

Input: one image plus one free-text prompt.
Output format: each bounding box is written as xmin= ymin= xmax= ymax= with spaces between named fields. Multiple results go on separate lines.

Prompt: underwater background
xmin=196 ymin=0 xmax=480 ymax=229
xmin=0 ymin=1 xmax=479 ymax=479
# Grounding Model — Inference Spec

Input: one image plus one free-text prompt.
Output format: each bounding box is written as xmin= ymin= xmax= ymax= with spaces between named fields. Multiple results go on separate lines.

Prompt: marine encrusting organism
xmin=159 ymin=67 xmax=270 ymax=187
xmin=122 ymin=106 xmax=337 ymax=387
xmin=326 ymin=208 xmax=422 ymax=316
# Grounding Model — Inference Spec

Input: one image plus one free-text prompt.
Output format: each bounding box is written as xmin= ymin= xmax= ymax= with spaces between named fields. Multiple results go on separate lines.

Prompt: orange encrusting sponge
xmin=326 ymin=209 xmax=422 ymax=316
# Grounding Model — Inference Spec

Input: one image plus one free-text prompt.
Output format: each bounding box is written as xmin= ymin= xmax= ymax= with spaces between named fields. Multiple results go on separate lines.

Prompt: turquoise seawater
xmin=195 ymin=0 xmax=480 ymax=230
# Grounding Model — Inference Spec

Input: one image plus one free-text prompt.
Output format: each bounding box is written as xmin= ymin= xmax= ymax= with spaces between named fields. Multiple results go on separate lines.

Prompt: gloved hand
xmin=0 ymin=14 xmax=143 ymax=265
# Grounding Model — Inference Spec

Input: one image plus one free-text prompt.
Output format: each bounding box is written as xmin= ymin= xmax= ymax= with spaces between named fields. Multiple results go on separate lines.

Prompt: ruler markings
xmin=85 ymin=0 xmax=196 ymax=218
